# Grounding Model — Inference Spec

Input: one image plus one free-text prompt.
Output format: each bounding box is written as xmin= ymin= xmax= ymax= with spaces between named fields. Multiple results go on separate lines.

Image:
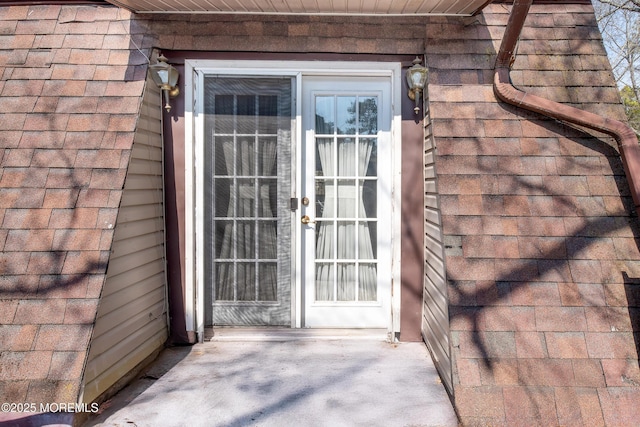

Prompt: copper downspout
xmin=494 ymin=0 xmax=640 ymax=211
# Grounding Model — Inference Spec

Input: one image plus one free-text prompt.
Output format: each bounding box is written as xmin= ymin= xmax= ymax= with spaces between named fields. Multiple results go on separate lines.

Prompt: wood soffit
xmin=0 ymin=0 xmax=594 ymax=15
xmin=100 ymin=0 xmax=494 ymax=16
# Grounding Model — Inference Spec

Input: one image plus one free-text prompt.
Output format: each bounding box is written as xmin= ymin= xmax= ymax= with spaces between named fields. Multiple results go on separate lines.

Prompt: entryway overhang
xmin=103 ymin=0 xmax=492 ymax=15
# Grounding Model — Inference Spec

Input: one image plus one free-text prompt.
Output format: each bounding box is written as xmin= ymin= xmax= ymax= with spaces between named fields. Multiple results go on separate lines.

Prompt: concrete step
xmin=207 ymin=327 xmax=390 ymax=341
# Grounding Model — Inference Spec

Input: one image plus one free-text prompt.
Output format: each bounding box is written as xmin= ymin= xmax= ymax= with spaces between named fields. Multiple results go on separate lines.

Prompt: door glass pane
xmin=258 ymin=179 xmax=276 ymax=217
xmin=316 ymin=138 xmax=333 ymax=176
xmin=215 ymin=262 xmax=234 ymax=300
xmin=359 ymin=180 xmax=376 ymax=218
xmin=214 ymin=95 xmax=234 ymax=134
xmin=236 ymin=179 xmax=255 ymax=218
xmin=315 ymin=221 xmax=334 ymax=259
xmin=359 ymin=97 xmax=378 ymax=135
xmin=214 ymin=180 xmax=231 ymax=217
xmin=315 ymin=263 xmax=334 ymax=301
xmin=237 ymin=137 xmax=255 ymax=175
xmin=336 ymin=96 xmax=356 ymax=134
xmin=315 ymin=96 xmax=334 ymax=134
xmin=337 ymin=263 xmax=356 ymax=301
xmin=314 ymin=94 xmax=379 ymax=303
xmin=359 ymin=263 xmax=377 ymax=301
xmin=336 ymin=221 xmax=355 ymax=258
xmin=338 ymin=138 xmax=355 ymax=176
xmin=236 ymin=95 xmax=256 ymax=134
xmin=315 ymin=180 xmax=327 ymax=218
xmin=215 ymin=221 xmax=233 ymax=258
xmin=258 ymin=137 xmax=277 ymax=176
xmin=360 ymin=138 xmax=377 ymax=176
xmin=258 ymin=222 xmax=277 ymax=258
xmin=214 ymin=138 xmax=232 ymax=175
xmin=236 ymin=262 xmax=256 ymax=301
xmin=236 ymin=220 xmax=255 ymax=258
xmin=336 ymin=180 xmax=356 ymax=217
xmin=259 ymin=263 xmax=277 ymax=301
xmin=259 ymin=95 xmax=279 ymax=134
xmin=359 ymin=222 xmax=376 ymax=259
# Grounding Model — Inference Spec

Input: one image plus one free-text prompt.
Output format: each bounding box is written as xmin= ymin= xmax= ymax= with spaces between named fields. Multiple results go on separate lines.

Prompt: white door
xmin=301 ymin=76 xmax=392 ymax=328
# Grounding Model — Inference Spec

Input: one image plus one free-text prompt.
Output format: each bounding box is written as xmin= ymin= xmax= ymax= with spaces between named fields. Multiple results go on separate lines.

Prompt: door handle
xmin=301 ymin=215 xmax=316 ymax=225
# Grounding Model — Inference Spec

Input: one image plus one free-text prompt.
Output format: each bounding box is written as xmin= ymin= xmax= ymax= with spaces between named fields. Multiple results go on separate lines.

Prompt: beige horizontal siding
xmin=421 ymin=106 xmax=453 ymax=395
xmin=82 ymin=76 xmax=168 ymax=404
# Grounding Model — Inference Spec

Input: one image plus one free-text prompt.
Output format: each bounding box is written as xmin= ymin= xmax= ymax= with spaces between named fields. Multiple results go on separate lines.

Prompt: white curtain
xmin=357 ymin=139 xmax=377 ymax=302
xmin=258 ymin=140 xmax=278 ymax=301
xmin=215 ymin=99 xmax=279 ymax=302
xmin=315 ymin=139 xmax=335 ymax=301
xmin=315 ymin=138 xmax=377 ymax=301
xmin=214 ymin=140 xmax=237 ymax=301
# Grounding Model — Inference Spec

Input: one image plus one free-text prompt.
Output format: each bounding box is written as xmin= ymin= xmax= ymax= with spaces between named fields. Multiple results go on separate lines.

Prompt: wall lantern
xmin=149 ymin=54 xmax=180 ymax=113
xmin=406 ymin=56 xmax=428 ymax=115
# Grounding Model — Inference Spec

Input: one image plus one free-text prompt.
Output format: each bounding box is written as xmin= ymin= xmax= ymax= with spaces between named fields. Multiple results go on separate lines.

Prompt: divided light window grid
xmin=205 ymin=78 xmax=289 ymax=304
xmin=314 ymin=94 xmax=379 ymax=302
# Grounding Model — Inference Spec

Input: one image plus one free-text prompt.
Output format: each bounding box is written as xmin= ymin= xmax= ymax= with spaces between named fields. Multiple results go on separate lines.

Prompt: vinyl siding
xmin=82 ymin=75 xmax=167 ymax=404
xmin=421 ymin=96 xmax=453 ymax=395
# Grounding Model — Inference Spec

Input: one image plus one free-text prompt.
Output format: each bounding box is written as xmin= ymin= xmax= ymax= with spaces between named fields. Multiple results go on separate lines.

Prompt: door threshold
xmin=205 ymin=327 xmax=390 ymax=342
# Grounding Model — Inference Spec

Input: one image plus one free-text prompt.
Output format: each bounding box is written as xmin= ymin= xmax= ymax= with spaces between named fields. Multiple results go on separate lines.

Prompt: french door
xmin=301 ymin=77 xmax=391 ymax=328
xmin=194 ymin=65 xmax=395 ymax=330
xmin=204 ymin=76 xmax=293 ymax=326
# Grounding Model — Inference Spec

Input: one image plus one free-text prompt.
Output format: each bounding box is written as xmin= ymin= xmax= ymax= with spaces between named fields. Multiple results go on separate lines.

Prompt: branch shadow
xmin=443 ymin=105 xmax=640 ymax=427
xmin=1 ymin=144 xmax=112 ymax=297
xmin=431 ymin=7 xmax=640 ymax=423
xmin=447 ymin=102 xmax=640 ymax=352
xmin=82 ymin=345 xmax=191 ymax=426
xmin=82 ymin=339 xmax=455 ymax=427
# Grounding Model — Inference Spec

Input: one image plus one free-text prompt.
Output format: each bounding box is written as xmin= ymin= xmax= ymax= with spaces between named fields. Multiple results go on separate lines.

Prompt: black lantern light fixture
xmin=406 ymin=56 xmax=428 ymax=115
xmin=149 ymin=54 xmax=180 ymax=113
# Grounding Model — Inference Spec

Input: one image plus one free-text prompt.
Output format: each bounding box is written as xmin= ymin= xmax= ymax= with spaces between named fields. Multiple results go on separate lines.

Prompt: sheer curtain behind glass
xmin=315 ymin=95 xmax=378 ymax=302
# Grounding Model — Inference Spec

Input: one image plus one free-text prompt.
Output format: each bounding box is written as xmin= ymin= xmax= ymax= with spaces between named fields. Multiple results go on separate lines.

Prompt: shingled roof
xmin=427 ymin=4 xmax=640 ymax=425
xmin=0 ymin=3 xmax=145 ymax=406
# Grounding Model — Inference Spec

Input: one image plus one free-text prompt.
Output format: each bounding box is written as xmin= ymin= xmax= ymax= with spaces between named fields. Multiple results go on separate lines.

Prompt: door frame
xmin=184 ymin=60 xmax=402 ymax=341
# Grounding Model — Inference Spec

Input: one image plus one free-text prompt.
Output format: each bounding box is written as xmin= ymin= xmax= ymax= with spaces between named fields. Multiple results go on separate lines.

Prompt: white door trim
xmin=184 ymin=60 xmax=402 ymax=341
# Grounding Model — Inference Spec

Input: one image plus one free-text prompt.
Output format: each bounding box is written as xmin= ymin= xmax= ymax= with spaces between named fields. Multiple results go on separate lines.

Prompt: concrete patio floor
xmin=83 ymin=330 xmax=459 ymax=427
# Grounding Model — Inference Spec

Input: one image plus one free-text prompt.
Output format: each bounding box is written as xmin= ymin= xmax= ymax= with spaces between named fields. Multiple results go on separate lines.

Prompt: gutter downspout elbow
xmin=493 ymin=0 xmax=640 ymax=212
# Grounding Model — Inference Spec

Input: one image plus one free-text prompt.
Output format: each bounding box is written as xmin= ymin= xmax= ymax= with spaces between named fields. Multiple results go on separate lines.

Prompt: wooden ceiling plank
xmin=298 ymin=0 xmax=318 ymax=13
